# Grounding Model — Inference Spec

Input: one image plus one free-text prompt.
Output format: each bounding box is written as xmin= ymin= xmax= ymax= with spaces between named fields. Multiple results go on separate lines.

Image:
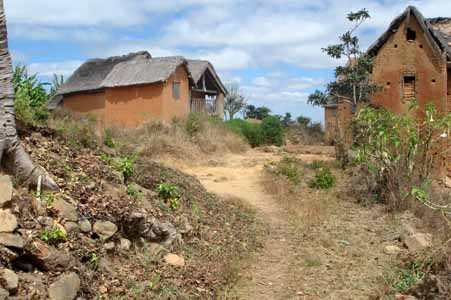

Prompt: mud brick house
xmin=49 ymin=51 xmax=227 ymax=129
xmin=367 ymin=6 xmax=451 ymax=177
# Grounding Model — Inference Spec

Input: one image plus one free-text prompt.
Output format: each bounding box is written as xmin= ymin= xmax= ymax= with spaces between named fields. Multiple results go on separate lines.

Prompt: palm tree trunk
xmin=0 ymin=0 xmax=57 ymax=190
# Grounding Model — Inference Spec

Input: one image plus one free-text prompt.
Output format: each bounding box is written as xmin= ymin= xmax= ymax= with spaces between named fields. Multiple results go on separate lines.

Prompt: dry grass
xmin=110 ymin=114 xmax=248 ymax=164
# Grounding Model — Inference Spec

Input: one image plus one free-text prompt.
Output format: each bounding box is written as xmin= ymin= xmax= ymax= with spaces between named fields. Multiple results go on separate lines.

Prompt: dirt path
xmin=183 ymin=148 xmax=334 ymax=299
xmin=181 ymin=147 xmax=404 ymax=299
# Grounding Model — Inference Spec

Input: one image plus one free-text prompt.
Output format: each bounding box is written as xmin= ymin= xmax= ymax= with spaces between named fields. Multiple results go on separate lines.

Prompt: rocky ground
xmin=0 ymin=126 xmax=262 ymax=299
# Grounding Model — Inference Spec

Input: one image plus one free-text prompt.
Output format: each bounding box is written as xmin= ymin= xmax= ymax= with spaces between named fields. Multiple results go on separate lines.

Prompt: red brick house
xmin=367 ymin=6 xmax=450 ymax=177
xmin=49 ymin=51 xmax=227 ymax=129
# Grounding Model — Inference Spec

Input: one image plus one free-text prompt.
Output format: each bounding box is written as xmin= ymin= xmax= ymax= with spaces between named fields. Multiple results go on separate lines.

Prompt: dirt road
xmin=183 ymin=148 xmax=334 ymax=299
xmin=182 ymin=147 xmax=402 ymax=299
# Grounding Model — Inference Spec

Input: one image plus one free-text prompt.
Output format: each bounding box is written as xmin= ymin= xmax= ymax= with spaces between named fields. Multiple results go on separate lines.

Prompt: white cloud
xmin=28 ymin=60 xmax=84 ymax=77
xmin=192 ymin=48 xmax=252 ymax=71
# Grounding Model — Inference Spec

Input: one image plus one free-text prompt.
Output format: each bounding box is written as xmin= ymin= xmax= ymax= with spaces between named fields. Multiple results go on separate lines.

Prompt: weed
xmin=390 ymin=261 xmax=426 ymax=293
xmin=127 ymin=184 xmax=144 ymax=201
xmin=40 ymin=226 xmax=67 ymax=245
xmin=41 ymin=192 xmax=56 ymax=207
xmin=113 ymin=155 xmax=136 ymax=182
xmin=104 ymin=129 xmax=115 ymax=148
xmin=309 ymin=167 xmax=336 ymax=189
xmin=307 ymin=160 xmax=325 ymax=170
xmin=156 ymin=183 xmax=181 ymax=210
xmin=274 ymin=156 xmax=300 ymax=184
xmin=185 ymin=113 xmax=203 ymax=136
xmin=87 ymin=252 xmax=99 ymax=270
xmin=304 ymin=257 xmax=322 ymax=267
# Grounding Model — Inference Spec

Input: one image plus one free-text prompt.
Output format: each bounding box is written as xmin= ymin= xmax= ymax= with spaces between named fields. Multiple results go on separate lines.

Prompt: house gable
xmin=370 ymin=8 xmax=448 ymax=114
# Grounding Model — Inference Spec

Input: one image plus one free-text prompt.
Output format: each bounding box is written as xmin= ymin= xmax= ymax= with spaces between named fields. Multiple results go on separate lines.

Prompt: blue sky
xmin=5 ymin=0 xmax=449 ymax=123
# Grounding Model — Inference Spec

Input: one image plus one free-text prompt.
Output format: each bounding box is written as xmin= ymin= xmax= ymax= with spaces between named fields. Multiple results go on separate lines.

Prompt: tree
xmin=281 ymin=112 xmax=293 ymax=126
xmin=245 ymin=105 xmax=271 ymax=120
xmin=49 ymin=74 xmax=64 ymax=98
xmin=297 ymin=115 xmax=311 ymax=127
xmin=0 ymin=1 xmax=57 ymax=190
xmin=224 ymin=84 xmax=246 ymax=120
xmin=308 ymin=9 xmax=379 ymax=107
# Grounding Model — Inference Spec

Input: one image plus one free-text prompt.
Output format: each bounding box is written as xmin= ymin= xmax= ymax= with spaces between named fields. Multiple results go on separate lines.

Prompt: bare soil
xmin=181 ymin=146 xmax=410 ymax=299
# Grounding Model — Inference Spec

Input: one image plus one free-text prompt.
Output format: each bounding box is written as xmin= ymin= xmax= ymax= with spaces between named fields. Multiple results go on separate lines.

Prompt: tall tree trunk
xmin=0 ymin=1 xmax=57 ymax=190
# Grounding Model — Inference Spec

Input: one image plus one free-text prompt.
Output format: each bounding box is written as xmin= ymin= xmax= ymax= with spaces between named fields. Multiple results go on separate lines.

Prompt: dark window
xmin=406 ymin=28 xmax=416 ymax=41
xmin=172 ymin=81 xmax=180 ymax=100
xmin=403 ymin=76 xmax=416 ymax=99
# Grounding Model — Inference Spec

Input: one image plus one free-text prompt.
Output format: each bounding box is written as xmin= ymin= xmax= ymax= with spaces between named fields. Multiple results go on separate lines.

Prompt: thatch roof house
xmin=50 ymin=51 xmax=226 ymax=128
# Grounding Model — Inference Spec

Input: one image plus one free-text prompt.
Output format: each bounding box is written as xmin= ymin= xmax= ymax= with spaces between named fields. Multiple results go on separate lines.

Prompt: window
xmin=406 ymin=28 xmax=416 ymax=41
xmin=403 ymin=75 xmax=416 ymax=100
xmin=172 ymin=81 xmax=180 ymax=100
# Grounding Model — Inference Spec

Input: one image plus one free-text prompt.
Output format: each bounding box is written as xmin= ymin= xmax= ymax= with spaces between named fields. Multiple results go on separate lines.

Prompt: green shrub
xmin=40 ymin=226 xmax=67 ymax=245
xmin=114 ymin=155 xmax=136 ymax=182
xmin=353 ymin=103 xmax=451 ymax=211
xmin=226 ymin=119 xmax=264 ymax=147
xmin=309 ymin=167 xmax=336 ymax=189
xmin=261 ymin=116 xmax=285 ymax=146
xmin=156 ymin=183 xmax=181 ymax=210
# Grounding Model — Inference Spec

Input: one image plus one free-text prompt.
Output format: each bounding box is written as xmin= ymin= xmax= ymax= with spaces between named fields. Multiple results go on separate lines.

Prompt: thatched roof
xmin=367 ymin=6 xmax=451 ymax=61
xmin=102 ymin=56 xmax=188 ymax=88
xmin=186 ymin=60 xmax=227 ymax=94
xmin=57 ymin=51 xmax=152 ymax=96
xmin=49 ymin=52 xmax=228 ymax=109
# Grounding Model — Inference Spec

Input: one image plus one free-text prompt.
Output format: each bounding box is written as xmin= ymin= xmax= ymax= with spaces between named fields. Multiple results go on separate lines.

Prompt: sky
xmin=5 ymin=0 xmax=450 ymax=123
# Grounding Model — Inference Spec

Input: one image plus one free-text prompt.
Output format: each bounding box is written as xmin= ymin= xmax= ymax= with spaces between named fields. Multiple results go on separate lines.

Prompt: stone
xmin=163 ymin=254 xmax=185 ymax=267
xmin=0 ymin=288 xmax=8 ymax=300
xmin=384 ymin=245 xmax=402 ymax=255
xmin=404 ymin=233 xmax=432 ymax=252
xmin=445 ymin=176 xmax=451 ymax=188
xmin=26 ymin=240 xmax=73 ymax=272
xmin=104 ymin=242 xmax=115 ymax=251
xmin=79 ymin=219 xmax=92 ymax=233
xmin=0 ymin=210 xmax=17 ymax=233
xmin=0 ymin=245 xmax=19 ymax=262
xmin=0 ymin=176 xmax=13 ymax=208
xmin=0 ymin=269 xmax=19 ymax=292
xmin=0 ymin=233 xmax=24 ymax=248
xmin=53 ymin=199 xmax=78 ymax=222
xmin=48 ymin=272 xmax=80 ymax=300
xmin=93 ymin=221 xmax=117 ymax=240
xmin=64 ymin=222 xmax=79 ymax=233
xmin=37 ymin=216 xmax=54 ymax=227
xmin=119 ymin=238 xmax=131 ymax=251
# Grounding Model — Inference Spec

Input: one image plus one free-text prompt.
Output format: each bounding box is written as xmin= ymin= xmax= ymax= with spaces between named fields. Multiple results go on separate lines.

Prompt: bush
xmin=309 ymin=167 xmax=336 ymax=189
xmin=13 ymin=65 xmax=50 ymax=125
xmin=156 ymin=183 xmax=181 ymax=210
xmin=261 ymin=116 xmax=285 ymax=146
xmin=353 ymin=103 xmax=450 ymax=212
xmin=104 ymin=129 xmax=115 ymax=148
xmin=226 ymin=117 xmax=285 ymax=147
xmin=226 ymin=119 xmax=263 ymax=147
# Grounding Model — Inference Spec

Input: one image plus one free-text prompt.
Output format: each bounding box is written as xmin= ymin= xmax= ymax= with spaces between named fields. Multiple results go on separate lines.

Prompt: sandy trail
xmin=182 ymin=148 xmax=334 ymax=299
